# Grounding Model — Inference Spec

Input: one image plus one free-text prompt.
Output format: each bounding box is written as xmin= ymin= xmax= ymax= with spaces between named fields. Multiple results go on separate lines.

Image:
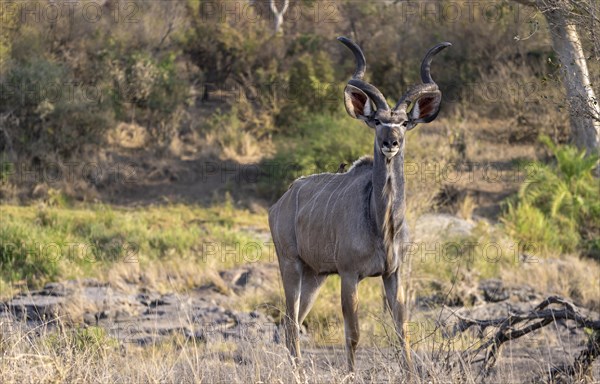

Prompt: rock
xmin=511 ymin=286 xmax=540 ymax=302
xmin=41 ymin=282 xmax=74 ymax=297
xmin=413 ymin=213 xmax=475 ymax=243
xmin=142 ymin=308 xmax=166 ymax=316
xmin=96 ymin=310 xmax=110 ymax=320
xmin=83 ymin=313 xmax=97 ymax=325
xmin=80 ymin=278 xmax=108 ymax=287
xmin=235 ymin=271 xmax=251 ymax=287
xmin=219 ymin=264 xmax=279 ymax=294
xmin=138 ymin=293 xmax=168 ymax=308
xmin=1 ymin=271 xmax=277 ymax=347
xmin=114 ymin=309 xmax=134 ymax=319
xmin=417 ymin=279 xmax=543 ymax=310
xmin=183 ymin=328 xmax=205 ymax=342
xmin=478 ymin=279 xmax=541 ymax=303
xmin=479 ymin=279 xmax=509 ymax=302
xmin=7 ymin=294 xmax=64 ymax=321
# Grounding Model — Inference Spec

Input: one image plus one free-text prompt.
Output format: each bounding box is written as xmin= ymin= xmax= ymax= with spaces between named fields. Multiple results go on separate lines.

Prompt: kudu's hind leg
xmin=341 ymin=274 xmax=360 ymax=371
xmin=279 ymin=258 xmax=303 ymax=362
xmin=383 ymin=271 xmax=414 ymax=370
xmin=298 ymin=268 xmax=327 ymax=325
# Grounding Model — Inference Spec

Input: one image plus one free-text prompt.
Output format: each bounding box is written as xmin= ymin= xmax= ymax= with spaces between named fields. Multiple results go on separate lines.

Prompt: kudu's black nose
xmin=383 ymin=140 xmax=399 ymax=148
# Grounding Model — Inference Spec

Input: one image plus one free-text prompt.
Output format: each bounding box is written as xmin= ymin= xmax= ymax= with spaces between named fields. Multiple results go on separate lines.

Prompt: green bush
xmin=2 ymin=57 xmax=114 ymax=159
xmin=276 ymin=51 xmax=338 ymax=131
xmin=111 ymin=52 xmax=186 ymax=113
xmin=501 ymin=136 xmax=600 ymax=258
xmin=183 ymin=0 xmax=274 ymax=94
xmin=0 ymin=4 xmax=16 ymax=74
xmin=107 ymin=51 xmax=188 ymax=143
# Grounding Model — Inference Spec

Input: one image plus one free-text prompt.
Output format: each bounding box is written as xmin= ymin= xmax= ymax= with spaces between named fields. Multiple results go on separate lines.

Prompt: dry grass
xmin=0 ymin=323 xmax=406 ymax=383
xmin=457 ymin=194 xmax=477 ymax=221
xmin=504 ymin=255 xmax=600 ymax=312
xmin=2 ymin=310 xmax=596 ymax=383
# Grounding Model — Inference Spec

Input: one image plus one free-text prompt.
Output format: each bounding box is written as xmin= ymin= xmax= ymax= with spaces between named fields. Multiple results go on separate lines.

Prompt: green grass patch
xmin=0 ymin=200 xmax=269 ymax=290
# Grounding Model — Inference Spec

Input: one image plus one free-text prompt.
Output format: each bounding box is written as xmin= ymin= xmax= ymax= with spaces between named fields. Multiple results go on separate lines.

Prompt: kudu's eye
xmin=402 ymin=121 xmax=408 ymax=127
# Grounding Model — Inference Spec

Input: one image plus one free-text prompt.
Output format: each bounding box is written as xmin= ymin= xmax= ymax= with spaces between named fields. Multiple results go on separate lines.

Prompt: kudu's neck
xmin=371 ymin=140 xmax=406 ymax=271
xmin=372 ymin=141 xmax=406 ymax=222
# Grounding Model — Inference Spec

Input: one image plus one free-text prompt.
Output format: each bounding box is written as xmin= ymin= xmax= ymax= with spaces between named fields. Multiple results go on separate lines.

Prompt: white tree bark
xmin=269 ymin=0 xmax=289 ymax=35
xmin=545 ymin=5 xmax=600 ymax=154
xmin=515 ymin=0 xmax=600 ymax=154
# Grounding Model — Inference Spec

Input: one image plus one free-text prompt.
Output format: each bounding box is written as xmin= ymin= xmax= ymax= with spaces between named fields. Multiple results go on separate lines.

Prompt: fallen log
xmin=451 ymin=296 xmax=600 ymax=381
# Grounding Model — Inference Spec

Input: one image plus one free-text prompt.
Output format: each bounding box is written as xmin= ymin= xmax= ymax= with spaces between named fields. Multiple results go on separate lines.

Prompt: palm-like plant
xmin=502 ymin=136 xmax=599 ymax=257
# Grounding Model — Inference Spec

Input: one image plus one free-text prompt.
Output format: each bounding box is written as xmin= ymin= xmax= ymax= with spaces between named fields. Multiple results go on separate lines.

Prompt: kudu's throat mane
xmin=381 ymin=158 xmax=400 ymax=274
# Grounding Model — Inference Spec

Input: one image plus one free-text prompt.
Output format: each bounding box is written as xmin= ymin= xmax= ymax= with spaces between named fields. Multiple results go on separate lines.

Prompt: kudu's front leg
xmin=341 ymin=274 xmax=360 ymax=371
xmin=383 ymin=270 xmax=413 ymax=370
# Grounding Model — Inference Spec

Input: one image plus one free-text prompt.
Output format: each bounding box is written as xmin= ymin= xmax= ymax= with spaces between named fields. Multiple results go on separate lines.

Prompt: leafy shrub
xmin=275 ymin=51 xmax=338 ymax=131
xmin=501 ymin=136 xmax=600 ymax=258
xmin=2 ymin=57 xmax=114 ymax=159
xmin=108 ymin=51 xmax=188 ymax=143
xmin=0 ymin=4 xmax=16 ymax=74
xmin=183 ymin=0 xmax=275 ymax=96
xmin=110 ymin=52 xmax=186 ymax=113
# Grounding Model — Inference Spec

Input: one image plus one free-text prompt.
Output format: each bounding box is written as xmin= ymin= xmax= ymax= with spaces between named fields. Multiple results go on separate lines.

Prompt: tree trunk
xmin=544 ymin=6 xmax=600 ymax=154
xmin=512 ymin=0 xmax=600 ymax=154
xmin=269 ymin=0 xmax=289 ymax=35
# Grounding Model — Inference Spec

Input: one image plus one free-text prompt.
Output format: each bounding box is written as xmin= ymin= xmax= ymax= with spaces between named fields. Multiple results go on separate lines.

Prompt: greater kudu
xmin=268 ymin=37 xmax=451 ymax=371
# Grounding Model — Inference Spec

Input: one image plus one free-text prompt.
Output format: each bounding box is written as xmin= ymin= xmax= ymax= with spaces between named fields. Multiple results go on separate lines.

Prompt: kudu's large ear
xmin=344 ymin=84 xmax=373 ymax=121
xmin=407 ymin=91 xmax=442 ymax=129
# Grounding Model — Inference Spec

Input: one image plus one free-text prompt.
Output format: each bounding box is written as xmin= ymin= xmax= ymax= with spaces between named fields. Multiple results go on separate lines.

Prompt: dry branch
xmin=452 ymin=296 xmax=600 ymax=380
